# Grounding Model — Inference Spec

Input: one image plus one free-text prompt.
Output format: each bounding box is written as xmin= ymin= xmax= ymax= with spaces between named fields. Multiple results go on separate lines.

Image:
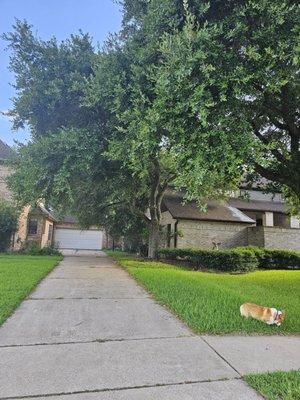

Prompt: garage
xmin=54 ymin=228 xmax=103 ymax=250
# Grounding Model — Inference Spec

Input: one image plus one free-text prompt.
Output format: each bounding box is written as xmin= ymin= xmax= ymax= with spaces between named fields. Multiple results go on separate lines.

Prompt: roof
xmin=229 ymin=198 xmax=285 ymax=213
xmin=59 ymin=215 xmax=78 ymax=224
xmin=239 ymin=177 xmax=270 ymax=190
xmin=39 ymin=204 xmax=57 ymax=222
xmin=30 ymin=203 xmax=58 ymax=222
xmin=163 ymin=196 xmax=255 ymax=224
xmin=0 ymin=139 xmax=15 ymax=160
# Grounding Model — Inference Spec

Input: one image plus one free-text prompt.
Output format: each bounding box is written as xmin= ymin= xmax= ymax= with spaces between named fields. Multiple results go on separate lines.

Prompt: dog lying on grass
xmin=240 ymin=303 xmax=285 ymax=326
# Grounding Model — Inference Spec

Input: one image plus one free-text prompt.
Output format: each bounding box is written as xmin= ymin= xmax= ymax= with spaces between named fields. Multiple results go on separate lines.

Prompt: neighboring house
xmin=12 ymin=204 xmax=58 ymax=250
xmin=161 ymin=189 xmax=300 ymax=251
xmin=0 ymin=139 xmax=107 ymax=251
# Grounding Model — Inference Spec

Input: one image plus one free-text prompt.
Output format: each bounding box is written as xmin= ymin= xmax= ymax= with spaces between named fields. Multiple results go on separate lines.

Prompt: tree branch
xmin=251 ymin=121 xmax=287 ymax=164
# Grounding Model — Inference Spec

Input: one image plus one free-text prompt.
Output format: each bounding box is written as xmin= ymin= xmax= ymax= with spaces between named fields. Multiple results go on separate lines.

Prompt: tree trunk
xmin=148 ymin=220 xmax=160 ymax=259
xmin=147 ymin=158 xmax=169 ymax=259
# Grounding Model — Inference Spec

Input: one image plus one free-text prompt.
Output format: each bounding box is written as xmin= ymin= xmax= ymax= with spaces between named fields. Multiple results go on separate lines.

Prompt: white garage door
xmin=54 ymin=229 xmax=103 ymax=250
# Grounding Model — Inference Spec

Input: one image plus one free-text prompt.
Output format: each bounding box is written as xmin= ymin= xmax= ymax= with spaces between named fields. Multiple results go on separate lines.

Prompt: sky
xmin=0 ymin=0 xmax=122 ymax=146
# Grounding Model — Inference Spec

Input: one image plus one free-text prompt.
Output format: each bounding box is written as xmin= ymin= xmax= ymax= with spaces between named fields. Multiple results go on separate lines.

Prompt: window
xmin=48 ymin=224 xmax=53 ymax=241
xmin=28 ymin=218 xmax=38 ymax=235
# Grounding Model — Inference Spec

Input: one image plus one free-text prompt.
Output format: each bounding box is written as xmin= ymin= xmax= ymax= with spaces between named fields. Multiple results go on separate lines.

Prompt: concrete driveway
xmin=0 ymin=255 xmax=299 ymax=399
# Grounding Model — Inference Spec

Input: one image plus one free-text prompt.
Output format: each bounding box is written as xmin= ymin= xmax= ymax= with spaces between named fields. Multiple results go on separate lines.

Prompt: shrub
xmin=235 ymin=246 xmax=300 ymax=270
xmin=19 ymin=241 xmax=62 ymax=256
xmin=0 ymin=199 xmax=19 ymax=252
xmin=158 ymin=248 xmax=258 ymax=273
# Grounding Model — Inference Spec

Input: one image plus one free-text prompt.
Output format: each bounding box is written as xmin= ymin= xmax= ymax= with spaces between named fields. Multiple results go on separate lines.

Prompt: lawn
xmin=107 ymin=251 xmax=300 ymax=334
xmin=0 ymin=254 xmax=62 ymax=326
xmin=245 ymin=370 xmax=300 ymax=400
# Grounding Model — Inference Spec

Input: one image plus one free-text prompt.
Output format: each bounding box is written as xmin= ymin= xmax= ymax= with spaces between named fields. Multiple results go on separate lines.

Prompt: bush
xmin=158 ymin=248 xmax=258 ymax=273
xmin=0 ymin=199 xmax=18 ymax=252
xmin=19 ymin=241 xmax=62 ymax=256
xmin=235 ymin=246 xmax=300 ymax=270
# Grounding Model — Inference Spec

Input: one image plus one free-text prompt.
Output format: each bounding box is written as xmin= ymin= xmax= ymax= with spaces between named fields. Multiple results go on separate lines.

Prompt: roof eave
xmin=175 ymin=216 xmax=255 ymax=224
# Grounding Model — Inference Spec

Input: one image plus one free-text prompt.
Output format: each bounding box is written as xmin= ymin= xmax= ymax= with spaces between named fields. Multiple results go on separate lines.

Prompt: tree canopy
xmin=0 ymin=199 xmax=19 ymax=252
xmin=5 ymin=0 xmax=300 ymax=257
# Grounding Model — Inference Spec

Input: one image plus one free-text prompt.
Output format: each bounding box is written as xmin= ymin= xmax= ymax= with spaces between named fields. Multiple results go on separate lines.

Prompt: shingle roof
xmin=59 ymin=215 xmax=78 ymax=224
xmin=0 ymin=139 xmax=15 ymax=160
xmin=163 ymin=195 xmax=255 ymax=224
xmin=229 ymin=198 xmax=285 ymax=213
xmin=36 ymin=204 xmax=58 ymax=222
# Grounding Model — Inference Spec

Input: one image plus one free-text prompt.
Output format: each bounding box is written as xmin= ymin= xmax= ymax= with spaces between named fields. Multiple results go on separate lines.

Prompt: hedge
xmin=234 ymin=246 xmax=300 ymax=270
xmin=19 ymin=241 xmax=62 ymax=256
xmin=158 ymin=248 xmax=258 ymax=273
xmin=158 ymin=246 xmax=300 ymax=272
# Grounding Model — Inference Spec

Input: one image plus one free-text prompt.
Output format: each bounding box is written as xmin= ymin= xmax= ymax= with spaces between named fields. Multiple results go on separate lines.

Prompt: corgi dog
xmin=240 ymin=303 xmax=285 ymax=326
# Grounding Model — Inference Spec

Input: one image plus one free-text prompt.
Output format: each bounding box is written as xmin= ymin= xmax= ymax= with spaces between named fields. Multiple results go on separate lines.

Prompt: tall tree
xmin=84 ymin=1 xmax=250 ymax=256
xmin=6 ymin=0 xmax=299 ymax=258
xmin=7 ymin=14 xmax=247 ymax=257
xmin=154 ymin=0 xmax=300 ymax=196
xmin=3 ymin=20 xmax=95 ymax=136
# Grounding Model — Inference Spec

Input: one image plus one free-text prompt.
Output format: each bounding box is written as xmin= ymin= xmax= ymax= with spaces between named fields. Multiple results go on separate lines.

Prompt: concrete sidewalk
xmin=0 ymin=255 xmax=299 ymax=399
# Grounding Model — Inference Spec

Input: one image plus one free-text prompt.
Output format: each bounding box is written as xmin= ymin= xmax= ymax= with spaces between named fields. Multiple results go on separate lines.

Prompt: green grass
xmin=0 ymin=254 xmax=62 ymax=325
xmin=245 ymin=370 xmax=300 ymax=400
xmin=107 ymin=251 xmax=300 ymax=334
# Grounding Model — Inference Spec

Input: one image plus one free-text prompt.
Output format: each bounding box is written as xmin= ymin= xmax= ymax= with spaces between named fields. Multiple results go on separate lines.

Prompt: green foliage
xmin=158 ymin=248 xmax=258 ymax=272
xmin=156 ymin=0 xmax=300 ymax=198
xmin=245 ymin=370 xmax=300 ymax=400
xmin=4 ymin=1 xmax=300 ymax=258
xmin=235 ymin=246 xmax=300 ymax=270
xmin=0 ymin=254 xmax=61 ymax=325
xmin=0 ymin=199 xmax=19 ymax=252
xmin=19 ymin=241 xmax=62 ymax=256
xmin=110 ymin=252 xmax=300 ymax=334
xmin=3 ymin=20 xmax=95 ymax=136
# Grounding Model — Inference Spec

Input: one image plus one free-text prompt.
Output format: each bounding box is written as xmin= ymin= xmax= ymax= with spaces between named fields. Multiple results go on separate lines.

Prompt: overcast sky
xmin=0 ymin=0 xmax=122 ymax=146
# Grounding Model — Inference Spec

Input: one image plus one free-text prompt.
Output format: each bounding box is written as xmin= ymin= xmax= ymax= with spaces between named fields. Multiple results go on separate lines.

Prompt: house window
xmin=28 ymin=218 xmax=38 ymax=235
xmin=48 ymin=224 xmax=53 ymax=241
xmin=256 ymin=218 xmax=263 ymax=226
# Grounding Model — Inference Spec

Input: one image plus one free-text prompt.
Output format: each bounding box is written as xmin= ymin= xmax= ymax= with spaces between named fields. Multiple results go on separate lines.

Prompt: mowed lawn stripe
xmin=108 ymin=253 xmax=300 ymax=334
xmin=0 ymin=255 xmax=62 ymax=326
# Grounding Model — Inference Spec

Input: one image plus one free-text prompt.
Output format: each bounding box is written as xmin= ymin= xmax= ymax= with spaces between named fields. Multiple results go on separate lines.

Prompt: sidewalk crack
xmin=0 ymin=377 xmax=242 ymax=399
xmin=200 ymin=336 xmax=242 ymax=377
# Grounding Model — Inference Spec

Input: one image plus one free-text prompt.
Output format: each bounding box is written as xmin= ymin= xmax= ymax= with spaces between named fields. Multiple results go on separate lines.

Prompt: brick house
xmin=0 ymin=139 xmax=58 ymax=250
xmin=161 ymin=190 xmax=300 ymax=251
xmin=0 ymin=139 xmax=107 ymax=251
xmin=2 ymin=138 xmax=299 ymax=252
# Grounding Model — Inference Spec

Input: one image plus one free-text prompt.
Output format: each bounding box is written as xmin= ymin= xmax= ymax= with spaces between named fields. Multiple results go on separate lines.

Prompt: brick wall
xmin=41 ymin=219 xmax=54 ymax=248
xmin=248 ymin=226 xmax=300 ymax=251
xmin=177 ymin=220 xmax=250 ymax=249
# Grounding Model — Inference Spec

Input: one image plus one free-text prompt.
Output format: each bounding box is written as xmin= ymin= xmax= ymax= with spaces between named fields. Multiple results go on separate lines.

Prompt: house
xmin=2 ymin=137 xmax=299 ymax=252
xmin=161 ymin=189 xmax=300 ymax=251
xmin=0 ymin=139 xmax=107 ymax=251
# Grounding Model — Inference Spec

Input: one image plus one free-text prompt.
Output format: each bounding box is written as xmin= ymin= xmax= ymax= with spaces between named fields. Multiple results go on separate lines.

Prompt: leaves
xmin=5 ymin=0 xmax=300 ymax=242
